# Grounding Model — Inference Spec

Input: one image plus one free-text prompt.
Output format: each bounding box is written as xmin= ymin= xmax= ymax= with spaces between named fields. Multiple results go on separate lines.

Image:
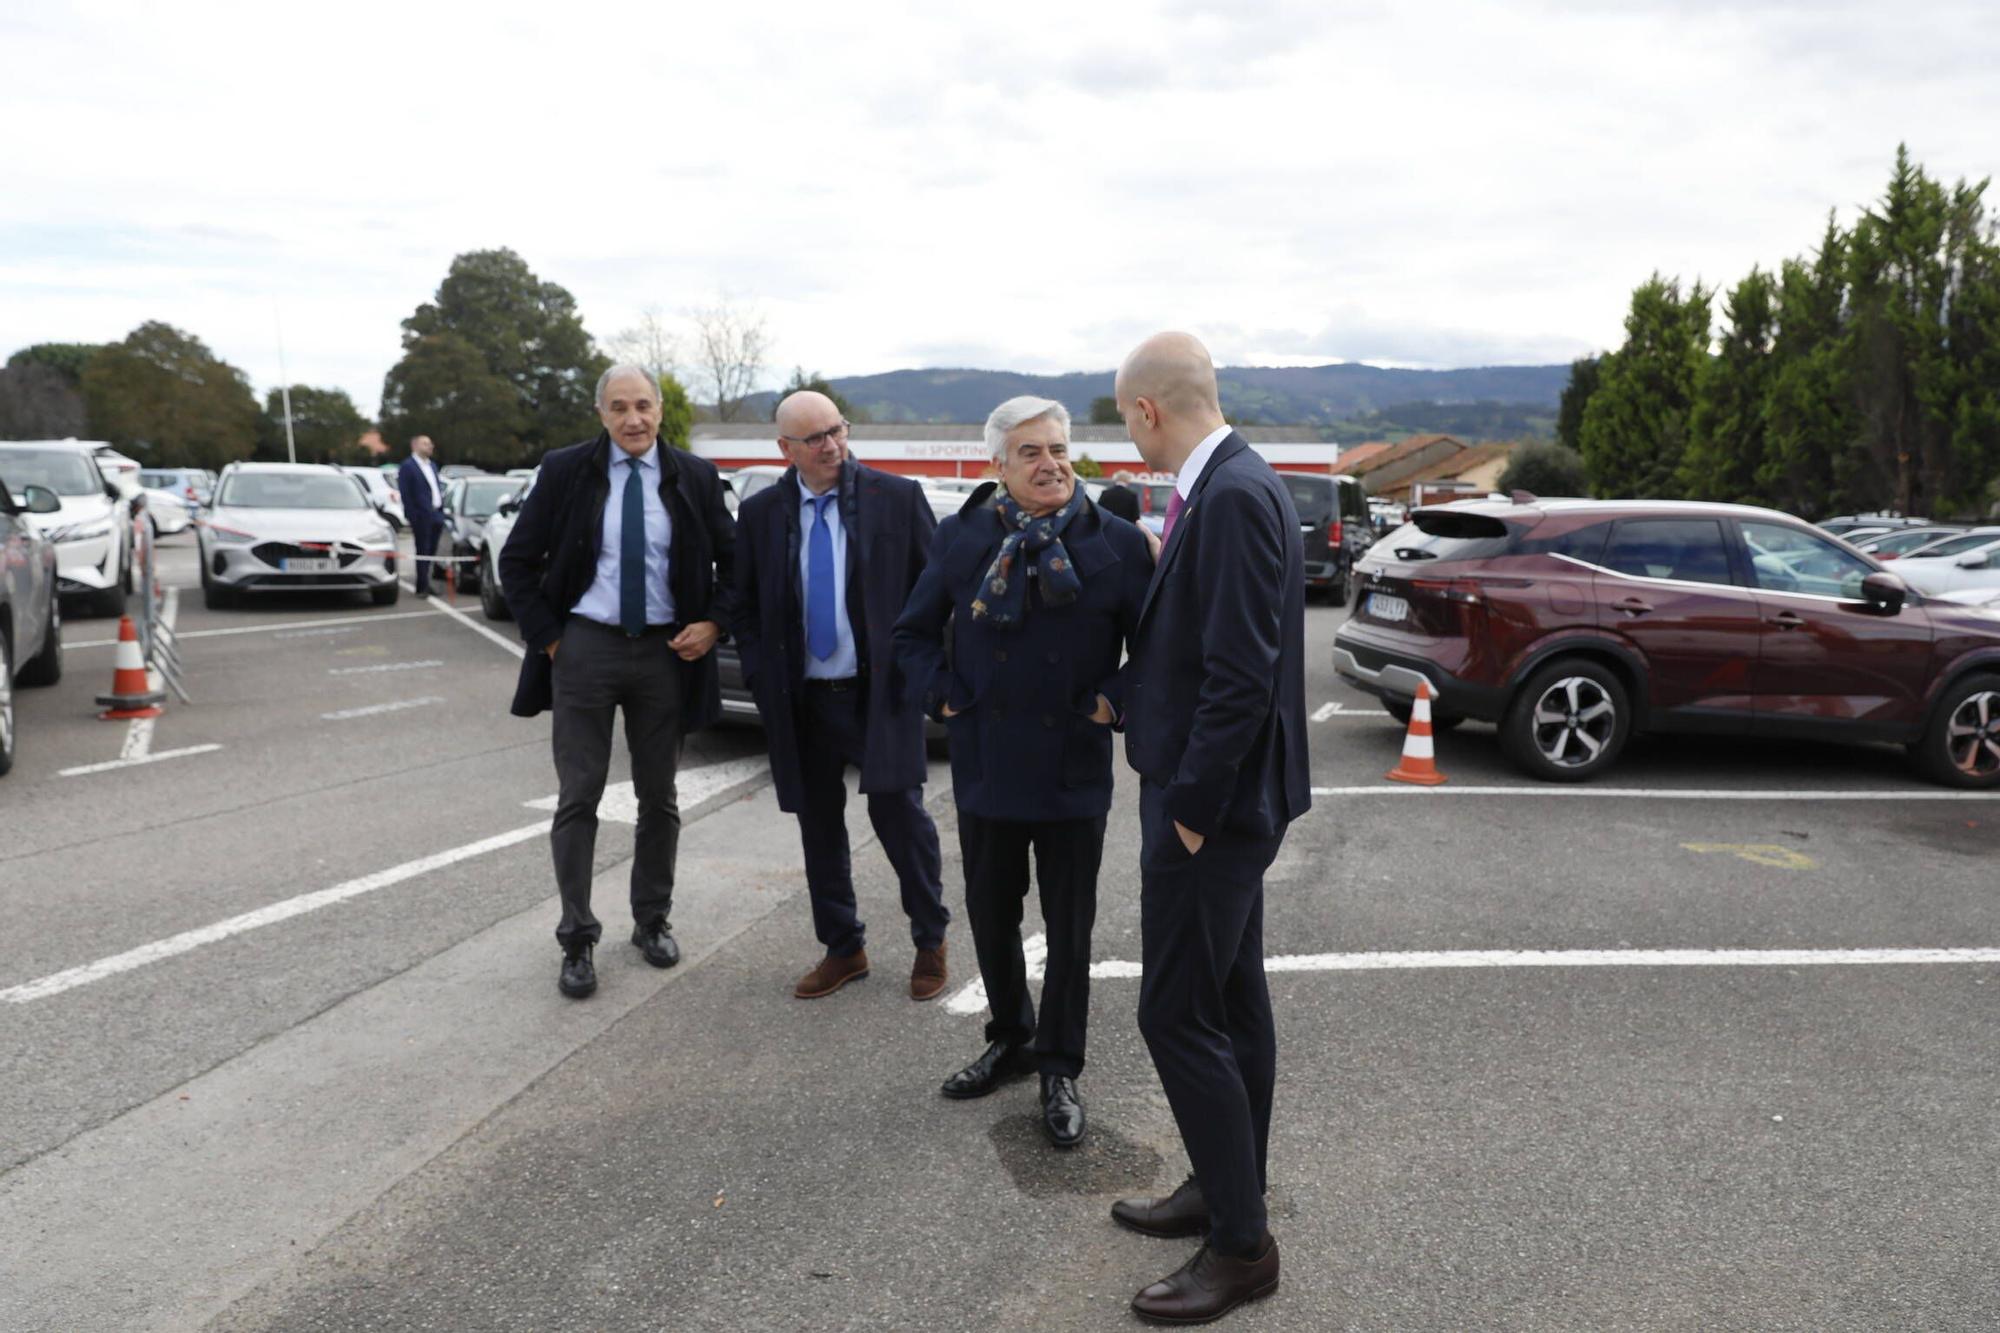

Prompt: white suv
xmin=0 ymin=439 xmax=134 ymax=616
xmin=200 ymin=463 xmax=400 ymax=608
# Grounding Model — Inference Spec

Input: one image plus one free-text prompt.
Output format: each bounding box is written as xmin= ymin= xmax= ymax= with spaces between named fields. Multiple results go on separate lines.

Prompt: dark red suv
xmin=1333 ymin=498 xmax=2000 ymax=786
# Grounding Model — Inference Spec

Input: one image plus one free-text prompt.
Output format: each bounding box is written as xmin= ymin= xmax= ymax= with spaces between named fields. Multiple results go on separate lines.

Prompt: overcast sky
xmin=3 ymin=0 xmax=1995 ymax=417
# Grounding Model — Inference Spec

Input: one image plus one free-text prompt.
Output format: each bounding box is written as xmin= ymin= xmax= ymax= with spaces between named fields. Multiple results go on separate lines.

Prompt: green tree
xmin=1678 ymin=267 xmax=1777 ymax=504
xmin=256 ymin=385 xmax=372 ymax=464
xmin=380 ymin=333 xmax=529 ymax=469
xmin=6 ymin=342 xmax=103 ymax=389
xmin=1497 ymin=442 xmax=1589 ymax=497
xmin=382 ymin=249 xmax=607 ymax=467
xmin=79 ymin=321 xmax=258 ymax=470
xmin=1578 ymin=276 xmax=1712 ymax=498
xmin=659 ymin=371 xmax=695 ymax=451
xmin=1762 ymin=218 xmax=1855 ymax=517
xmin=1554 ymin=356 xmax=1600 ymax=453
xmin=0 ymin=361 xmax=87 ymax=438
xmin=1089 ymin=395 xmax=1121 ymax=425
xmin=1072 ymin=453 xmax=1104 ymax=478
xmin=771 ymin=367 xmax=858 ymax=421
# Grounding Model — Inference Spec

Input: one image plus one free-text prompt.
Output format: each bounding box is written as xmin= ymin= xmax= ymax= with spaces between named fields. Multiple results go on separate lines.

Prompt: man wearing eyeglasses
xmin=731 ymin=391 xmax=951 ymax=1002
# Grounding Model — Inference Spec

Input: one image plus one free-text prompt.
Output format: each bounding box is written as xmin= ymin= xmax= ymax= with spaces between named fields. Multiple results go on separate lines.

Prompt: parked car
xmin=140 ymin=467 xmax=214 ymax=512
xmin=1819 ymin=514 xmax=1931 ymax=537
xmin=1892 ymin=529 xmax=2000 ymax=599
xmin=342 ymin=465 xmax=407 ymax=531
xmin=199 ymin=462 xmax=400 ymax=608
xmin=442 ymin=474 xmax=527 ymax=595
xmin=475 ymin=470 xmax=536 ymax=621
xmin=728 ymin=465 xmax=788 ymax=507
xmin=0 ymin=440 xmax=134 ymax=616
xmin=1850 ymin=525 xmax=1964 ymax=559
xmin=1281 ymin=472 xmax=1373 ymax=605
xmin=0 ymin=475 xmax=67 ymax=776
xmin=1896 ymin=526 xmax=2000 ymax=564
xmin=438 ymin=464 xmax=485 ymax=481
xmin=1333 ymin=497 xmax=2000 ymax=787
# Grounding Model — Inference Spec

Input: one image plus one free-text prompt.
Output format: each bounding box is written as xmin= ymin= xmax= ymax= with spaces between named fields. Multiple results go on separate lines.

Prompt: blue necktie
xmin=807 ymin=494 xmax=837 ymax=660
xmin=620 ymin=458 xmax=646 ymax=636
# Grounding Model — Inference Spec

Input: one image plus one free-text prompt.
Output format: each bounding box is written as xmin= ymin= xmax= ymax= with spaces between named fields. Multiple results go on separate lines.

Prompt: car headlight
xmin=52 ymin=520 xmax=114 ymax=545
xmin=363 ymin=524 xmax=394 ymax=545
xmin=205 ymin=523 xmax=259 ymax=545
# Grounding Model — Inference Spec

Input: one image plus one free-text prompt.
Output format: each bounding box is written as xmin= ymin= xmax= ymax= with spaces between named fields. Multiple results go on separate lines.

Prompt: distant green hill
xmin=742 ymin=362 xmax=1569 ymax=430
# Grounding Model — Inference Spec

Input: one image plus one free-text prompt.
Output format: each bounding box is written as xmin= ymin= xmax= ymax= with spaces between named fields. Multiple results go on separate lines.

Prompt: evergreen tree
xmin=1679 ymin=268 xmax=1776 ymax=504
xmin=659 ymin=372 xmax=696 ymax=451
xmin=1762 ymin=218 xmax=1855 ymax=518
xmin=79 ymin=322 xmax=258 ymax=470
xmin=1578 ymin=276 xmax=1712 ymax=498
xmin=1497 ymin=441 xmax=1589 ymax=497
xmin=1554 ymin=355 xmax=1599 ymax=453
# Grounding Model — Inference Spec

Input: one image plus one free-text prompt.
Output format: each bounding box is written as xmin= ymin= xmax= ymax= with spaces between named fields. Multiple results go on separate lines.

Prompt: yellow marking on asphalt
xmin=333 ymin=644 xmax=390 ymax=658
xmin=1682 ymin=842 xmax=1817 ymax=870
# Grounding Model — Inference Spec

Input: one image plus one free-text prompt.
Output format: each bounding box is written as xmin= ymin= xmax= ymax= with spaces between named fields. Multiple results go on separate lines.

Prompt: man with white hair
xmin=1108 ymin=333 xmax=1310 ymax=1324
xmin=498 ymin=364 xmax=736 ymax=1000
xmin=894 ymin=396 xmax=1152 ymax=1149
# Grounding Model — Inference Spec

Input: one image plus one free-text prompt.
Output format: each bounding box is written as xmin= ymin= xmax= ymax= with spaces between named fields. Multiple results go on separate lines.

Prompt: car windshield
xmin=218 ymin=472 xmax=369 ymax=510
xmin=460 ymin=480 xmax=520 ymax=518
xmin=1907 ymin=531 xmax=2000 ymax=558
xmin=0 ymin=448 xmax=104 ymax=496
xmin=1282 ymin=476 xmax=1335 ymax=523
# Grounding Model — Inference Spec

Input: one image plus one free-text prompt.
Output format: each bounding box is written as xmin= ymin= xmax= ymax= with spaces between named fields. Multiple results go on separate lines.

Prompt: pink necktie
xmin=1162 ymin=490 xmax=1186 ymax=543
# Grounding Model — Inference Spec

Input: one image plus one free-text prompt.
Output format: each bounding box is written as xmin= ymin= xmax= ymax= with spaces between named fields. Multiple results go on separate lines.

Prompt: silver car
xmin=199 ymin=463 xmax=400 ymax=608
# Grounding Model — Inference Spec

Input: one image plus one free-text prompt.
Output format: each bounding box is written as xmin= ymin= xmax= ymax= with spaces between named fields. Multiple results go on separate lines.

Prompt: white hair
xmin=983 ymin=396 xmax=1071 ymax=462
xmin=595 ymin=363 xmax=657 ymax=409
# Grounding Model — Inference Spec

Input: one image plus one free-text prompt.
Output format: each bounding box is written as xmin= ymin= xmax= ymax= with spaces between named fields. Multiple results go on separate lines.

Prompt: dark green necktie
xmin=620 ymin=458 xmax=646 ymax=635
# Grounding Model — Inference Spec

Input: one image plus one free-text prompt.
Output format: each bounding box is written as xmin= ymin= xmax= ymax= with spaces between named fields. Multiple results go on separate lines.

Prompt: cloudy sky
xmin=3 ymin=0 xmax=1995 ymax=416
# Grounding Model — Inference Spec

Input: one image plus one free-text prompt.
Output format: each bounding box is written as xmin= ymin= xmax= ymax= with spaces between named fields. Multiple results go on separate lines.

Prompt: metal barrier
xmin=130 ymin=496 xmax=190 ymax=705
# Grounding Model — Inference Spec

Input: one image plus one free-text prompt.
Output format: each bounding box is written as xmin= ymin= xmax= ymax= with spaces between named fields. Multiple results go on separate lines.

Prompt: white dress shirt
xmin=1175 ymin=424 xmax=1234 ymax=500
xmin=798 ymin=482 xmax=858 ymax=679
xmin=417 ymin=456 xmax=443 ymax=509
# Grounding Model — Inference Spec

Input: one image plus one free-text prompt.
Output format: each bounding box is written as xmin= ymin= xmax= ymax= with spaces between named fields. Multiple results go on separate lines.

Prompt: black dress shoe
xmin=558 ymin=944 xmax=596 ymax=999
xmin=1041 ymin=1074 xmax=1085 ymax=1149
xmin=631 ymin=920 xmax=680 ymax=968
xmin=939 ymin=1040 xmax=1031 ymax=1100
xmin=1131 ymin=1235 xmax=1279 ymax=1325
xmin=1112 ymin=1173 xmax=1210 ymax=1238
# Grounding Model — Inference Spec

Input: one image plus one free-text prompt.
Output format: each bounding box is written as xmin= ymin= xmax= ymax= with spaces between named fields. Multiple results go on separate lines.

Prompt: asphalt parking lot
xmin=3 ymin=539 xmax=1996 ymax=1332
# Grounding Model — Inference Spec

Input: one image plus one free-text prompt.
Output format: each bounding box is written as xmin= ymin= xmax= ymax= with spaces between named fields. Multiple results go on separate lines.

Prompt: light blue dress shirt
xmin=571 ymin=441 xmax=676 ymax=627
xmin=799 ymin=483 xmax=858 ymax=679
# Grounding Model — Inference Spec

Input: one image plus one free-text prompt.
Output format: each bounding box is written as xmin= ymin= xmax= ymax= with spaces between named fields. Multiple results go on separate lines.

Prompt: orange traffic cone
xmin=96 ymin=615 xmax=165 ymax=720
xmin=1385 ymin=679 xmax=1448 ymax=786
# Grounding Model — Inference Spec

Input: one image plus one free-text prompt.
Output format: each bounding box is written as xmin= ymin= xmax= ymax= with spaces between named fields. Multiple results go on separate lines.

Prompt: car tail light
xmin=1329 ymin=520 xmax=1343 ymax=546
xmin=1411 ymin=577 xmax=1483 ymax=605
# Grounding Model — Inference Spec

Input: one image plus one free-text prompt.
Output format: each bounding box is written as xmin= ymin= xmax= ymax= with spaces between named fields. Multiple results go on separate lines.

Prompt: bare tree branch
xmin=610 ymin=306 xmax=680 ymax=387
xmin=690 ymin=298 xmax=770 ymax=422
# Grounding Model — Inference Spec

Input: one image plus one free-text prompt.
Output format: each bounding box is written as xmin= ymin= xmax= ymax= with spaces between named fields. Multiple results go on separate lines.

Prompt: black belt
xmin=575 ymin=616 xmax=684 ymax=639
xmin=803 ymin=676 xmax=862 ymax=692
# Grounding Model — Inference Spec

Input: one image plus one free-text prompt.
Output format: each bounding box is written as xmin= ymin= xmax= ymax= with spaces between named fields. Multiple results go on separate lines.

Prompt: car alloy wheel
xmin=0 ymin=631 xmax=15 ymax=776
xmin=1532 ymin=676 xmax=1617 ymax=768
xmin=1924 ymin=675 xmax=2000 ymax=788
xmin=1502 ymin=658 xmax=1630 ymax=782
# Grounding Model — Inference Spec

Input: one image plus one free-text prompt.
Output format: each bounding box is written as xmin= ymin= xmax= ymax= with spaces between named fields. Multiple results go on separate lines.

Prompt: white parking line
xmin=320 ymin=697 xmax=447 ymax=721
xmin=59 ymin=744 xmax=225 ymax=778
xmin=66 ymin=609 xmax=440 ymax=648
xmin=522 ymin=754 xmax=771 ymax=823
xmin=1309 ymin=786 xmax=2000 ymax=800
xmin=326 ymin=659 xmax=445 ymax=676
xmin=945 ymin=932 xmax=1048 ymax=1015
xmin=1313 ymin=700 xmax=1392 ymax=720
xmin=1078 ymin=947 xmax=2000 ymax=981
xmin=401 ymin=579 xmax=526 ymax=660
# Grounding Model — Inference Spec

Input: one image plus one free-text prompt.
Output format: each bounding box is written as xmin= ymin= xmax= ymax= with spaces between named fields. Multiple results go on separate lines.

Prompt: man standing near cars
xmin=893 ymin=397 xmax=1152 ymax=1149
xmin=732 ymin=390 xmax=951 ymax=1002
xmin=498 ymin=366 xmax=736 ymax=1000
xmin=398 ymin=434 xmax=447 ymax=597
xmin=1109 ymin=332 xmax=1310 ymax=1325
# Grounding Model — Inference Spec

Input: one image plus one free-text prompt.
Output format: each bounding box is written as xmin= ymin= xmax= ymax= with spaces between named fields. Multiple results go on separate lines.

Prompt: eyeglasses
xmin=779 ymin=420 xmax=850 ymax=451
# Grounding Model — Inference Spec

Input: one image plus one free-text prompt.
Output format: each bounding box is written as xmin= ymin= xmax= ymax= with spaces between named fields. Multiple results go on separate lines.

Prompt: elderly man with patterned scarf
xmin=893 ymin=396 xmax=1154 ymax=1148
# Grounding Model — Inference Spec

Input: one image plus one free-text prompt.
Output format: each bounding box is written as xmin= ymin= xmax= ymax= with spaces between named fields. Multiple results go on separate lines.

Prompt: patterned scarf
xmin=969 ymin=484 xmax=1086 ymax=628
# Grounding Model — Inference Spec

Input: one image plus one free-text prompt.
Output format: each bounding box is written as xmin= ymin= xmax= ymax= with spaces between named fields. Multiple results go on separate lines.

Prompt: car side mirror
xmin=1860 ymin=571 xmax=1908 ymax=614
xmin=22 ymin=484 xmax=61 ymax=514
xmin=497 ymin=497 xmax=521 ymax=516
xmin=1956 ymin=552 xmax=1990 ymax=569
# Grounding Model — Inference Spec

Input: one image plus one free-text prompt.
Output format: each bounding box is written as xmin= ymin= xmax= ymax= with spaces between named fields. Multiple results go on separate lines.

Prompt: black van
xmin=1281 ymin=472 xmax=1372 ymax=604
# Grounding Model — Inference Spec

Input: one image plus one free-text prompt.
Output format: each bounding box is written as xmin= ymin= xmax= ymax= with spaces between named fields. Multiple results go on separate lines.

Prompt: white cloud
xmin=1 ymin=0 xmax=1993 ymax=417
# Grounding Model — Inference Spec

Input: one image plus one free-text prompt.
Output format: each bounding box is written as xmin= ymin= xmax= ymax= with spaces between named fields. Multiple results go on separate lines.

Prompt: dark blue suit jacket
xmin=1123 ymin=432 xmax=1311 ymax=838
xmin=396 ymin=456 xmax=445 ymax=529
xmin=893 ymin=485 xmax=1152 ymax=823
xmin=731 ymin=461 xmax=936 ymax=813
xmin=496 ymin=434 xmax=736 ymax=724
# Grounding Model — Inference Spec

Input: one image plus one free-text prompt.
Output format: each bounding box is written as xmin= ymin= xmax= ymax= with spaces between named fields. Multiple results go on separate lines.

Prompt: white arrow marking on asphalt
xmin=944 ymin=932 xmax=1047 ymax=1016
xmin=1313 ymin=700 xmax=1392 ymax=720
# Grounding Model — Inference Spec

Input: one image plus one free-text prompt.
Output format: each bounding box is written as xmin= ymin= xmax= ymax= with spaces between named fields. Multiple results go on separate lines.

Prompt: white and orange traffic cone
xmin=1385 ymin=679 xmax=1448 ymax=786
xmin=96 ymin=615 xmax=165 ymax=720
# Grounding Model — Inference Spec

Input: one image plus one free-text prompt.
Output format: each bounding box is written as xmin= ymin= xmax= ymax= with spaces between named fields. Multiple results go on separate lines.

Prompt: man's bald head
xmin=1116 ymin=332 xmax=1221 ymax=419
xmin=774 ymin=390 xmax=850 ymax=494
xmin=775 ymin=390 xmax=840 ymax=439
xmin=1114 ymin=331 xmax=1226 ymax=473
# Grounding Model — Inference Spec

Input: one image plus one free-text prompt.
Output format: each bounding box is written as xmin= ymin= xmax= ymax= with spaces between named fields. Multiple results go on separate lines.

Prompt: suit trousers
xmin=1135 ymin=780 xmax=1285 ymax=1255
xmin=957 ymin=812 xmax=1106 ymax=1078
xmin=411 ymin=514 xmax=443 ymax=596
xmin=794 ymin=682 xmax=948 ymax=958
xmin=549 ymin=619 xmax=683 ymax=949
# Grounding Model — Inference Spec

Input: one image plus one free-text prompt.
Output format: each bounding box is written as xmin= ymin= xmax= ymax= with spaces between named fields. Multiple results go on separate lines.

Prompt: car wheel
xmin=370 ymin=582 xmax=400 ymax=607
xmin=0 ymin=630 xmax=15 ymax=777
xmin=17 ymin=593 xmax=62 ymax=687
xmin=1912 ymin=673 xmax=2000 ymax=789
xmin=480 ymin=553 xmax=511 ymax=621
xmin=201 ymin=562 xmax=234 ymax=610
xmin=1501 ymin=659 xmax=1630 ymax=782
xmin=1383 ymin=698 xmax=1464 ymax=732
xmin=1327 ymin=574 xmax=1349 ymax=607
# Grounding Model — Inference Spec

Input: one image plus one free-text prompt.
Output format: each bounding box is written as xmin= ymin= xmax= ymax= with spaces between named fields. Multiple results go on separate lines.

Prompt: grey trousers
xmin=550 ymin=618 xmax=683 ymax=949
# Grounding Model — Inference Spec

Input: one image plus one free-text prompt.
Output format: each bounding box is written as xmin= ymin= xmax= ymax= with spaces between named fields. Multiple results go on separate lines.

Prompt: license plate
xmin=1368 ymin=593 xmax=1409 ymax=622
xmin=282 ymin=557 xmax=337 ymax=573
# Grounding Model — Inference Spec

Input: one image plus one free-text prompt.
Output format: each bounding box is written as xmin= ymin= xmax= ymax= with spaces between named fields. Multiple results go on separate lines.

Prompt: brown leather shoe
xmin=910 ymin=943 xmax=948 ymax=1001
xmin=1131 ymin=1236 xmax=1279 ymax=1325
xmin=794 ymin=948 xmax=869 ymax=999
xmin=1112 ymin=1173 xmax=1209 ymax=1238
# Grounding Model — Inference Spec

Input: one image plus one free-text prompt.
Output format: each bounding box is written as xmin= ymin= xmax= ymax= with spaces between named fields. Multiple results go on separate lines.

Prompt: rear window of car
xmin=1517 ymin=519 xmax=1612 ymax=565
xmin=1375 ymin=511 xmax=1516 ymax=563
xmin=1909 ymin=531 xmax=2000 ymax=558
xmin=1603 ymin=518 xmax=1734 ymax=586
xmin=1282 ymin=475 xmax=1334 ymax=523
